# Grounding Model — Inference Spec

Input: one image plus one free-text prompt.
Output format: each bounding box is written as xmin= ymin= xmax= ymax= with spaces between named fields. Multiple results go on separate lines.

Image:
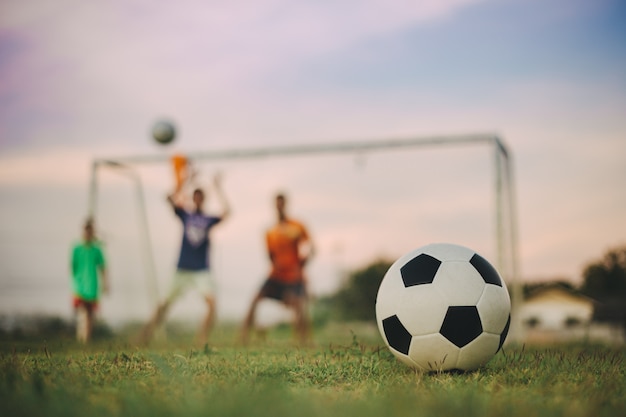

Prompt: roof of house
xmin=524 ymin=283 xmax=596 ymax=306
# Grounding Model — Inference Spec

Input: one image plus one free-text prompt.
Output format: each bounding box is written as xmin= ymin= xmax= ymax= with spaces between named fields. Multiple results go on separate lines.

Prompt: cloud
xmin=0 ymin=0 xmax=486 ymax=147
xmin=2 ymin=0 xmax=485 ymax=80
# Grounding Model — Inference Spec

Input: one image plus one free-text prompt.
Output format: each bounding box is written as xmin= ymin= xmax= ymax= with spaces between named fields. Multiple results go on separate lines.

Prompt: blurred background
xmin=0 ymin=0 xmax=624 ymax=341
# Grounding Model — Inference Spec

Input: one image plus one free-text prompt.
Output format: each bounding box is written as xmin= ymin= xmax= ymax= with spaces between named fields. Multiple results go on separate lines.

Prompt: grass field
xmin=1 ymin=322 xmax=624 ymax=417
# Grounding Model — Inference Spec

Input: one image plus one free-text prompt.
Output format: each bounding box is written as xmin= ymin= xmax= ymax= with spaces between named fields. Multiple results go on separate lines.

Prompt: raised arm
xmin=166 ymin=189 xmax=186 ymax=213
xmin=212 ymin=172 xmax=231 ymax=221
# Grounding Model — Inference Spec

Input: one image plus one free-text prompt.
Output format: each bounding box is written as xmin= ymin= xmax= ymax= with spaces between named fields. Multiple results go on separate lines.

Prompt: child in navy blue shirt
xmin=140 ymin=173 xmax=230 ymax=346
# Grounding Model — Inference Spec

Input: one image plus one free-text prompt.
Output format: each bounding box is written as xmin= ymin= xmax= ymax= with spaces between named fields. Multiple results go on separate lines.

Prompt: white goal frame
xmin=87 ymin=133 xmax=523 ymax=341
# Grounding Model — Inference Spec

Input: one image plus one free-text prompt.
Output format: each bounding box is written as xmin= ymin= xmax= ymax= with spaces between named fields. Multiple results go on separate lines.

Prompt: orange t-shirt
xmin=266 ymin=219 xmax=310 ymax=283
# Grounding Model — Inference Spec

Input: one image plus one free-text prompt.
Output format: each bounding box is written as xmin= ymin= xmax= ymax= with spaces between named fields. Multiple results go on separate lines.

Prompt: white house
xmin=520 ymin=286 xmax=594 ymax=330
xmin=519 ymin=285 xmax=624 ymax=344
xmin=519 ymin=285 xmax=592 ymax=343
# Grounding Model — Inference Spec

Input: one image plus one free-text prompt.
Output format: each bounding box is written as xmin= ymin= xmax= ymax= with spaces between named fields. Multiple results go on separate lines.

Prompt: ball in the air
xmin=375 ymin=243 xmax=511 ymax=372
xmin=152 ymin=120 xmax=176 ymax=145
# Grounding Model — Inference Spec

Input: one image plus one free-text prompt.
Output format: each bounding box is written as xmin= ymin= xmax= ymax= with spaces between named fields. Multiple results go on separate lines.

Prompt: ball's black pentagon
xmin=470 ymin=253 xmax=502 ymax=287
xmin=440 ymin=306 xmax=483 ymax=348
xmin=497 ymin=314 xmax=511 ymax=352
xmin=400 ymin=254 xmax=442 ymax=287
xmin=382 ymin=315 xmax=412 ymax=355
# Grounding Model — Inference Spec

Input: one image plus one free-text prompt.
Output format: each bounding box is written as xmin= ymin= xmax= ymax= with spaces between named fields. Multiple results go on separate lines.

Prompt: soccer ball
xmin=376 ymin=243 xmax=511 ymax=372
xmin=152 ymin=120 xmax=176 ymax=145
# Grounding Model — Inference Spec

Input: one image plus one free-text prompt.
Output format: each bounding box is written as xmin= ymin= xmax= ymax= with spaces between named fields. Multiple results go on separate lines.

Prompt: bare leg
xmin=196 ymin=295 xmax=216 ymax=347
xmin=85 ymin=307 xmax=95 ymax=343
xmin=139 ymin=301 xmax=170 ymax=345
xmin=76 ymin=306 xmax=88 ymax=343
xmin=241 ymin=294 xmax=262 ymax=345
xmin=286 ymin=295 xmax=310 ymax=346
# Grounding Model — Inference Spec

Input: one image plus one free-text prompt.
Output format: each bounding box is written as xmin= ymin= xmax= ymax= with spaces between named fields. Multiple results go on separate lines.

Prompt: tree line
xmin=319 ymin=245 xmax=626 ymax=330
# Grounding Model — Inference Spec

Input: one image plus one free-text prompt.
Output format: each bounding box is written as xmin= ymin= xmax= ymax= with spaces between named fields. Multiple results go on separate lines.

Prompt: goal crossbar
xmin=93 ymin=133 xmax=497 ymax=166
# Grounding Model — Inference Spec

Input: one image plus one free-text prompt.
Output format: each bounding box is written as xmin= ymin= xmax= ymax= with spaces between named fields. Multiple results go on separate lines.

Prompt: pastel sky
xmin=1 ymin=0 xmax=625 ymax=325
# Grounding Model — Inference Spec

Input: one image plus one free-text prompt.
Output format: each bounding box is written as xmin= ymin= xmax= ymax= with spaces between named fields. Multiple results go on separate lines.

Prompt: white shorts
xmin=165 ymin=269 xmax=217 ymax=302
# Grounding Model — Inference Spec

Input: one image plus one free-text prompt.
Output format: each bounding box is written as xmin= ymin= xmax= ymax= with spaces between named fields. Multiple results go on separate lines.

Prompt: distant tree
xmin=324 ymin=259 xmax=393 ymax=322
xmin=579 ymin=245 xmax=626 ymax=329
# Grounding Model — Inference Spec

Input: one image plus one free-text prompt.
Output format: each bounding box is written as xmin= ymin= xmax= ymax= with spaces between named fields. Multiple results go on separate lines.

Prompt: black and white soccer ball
xmin=376 ymin=243 xmax=511 ymax=372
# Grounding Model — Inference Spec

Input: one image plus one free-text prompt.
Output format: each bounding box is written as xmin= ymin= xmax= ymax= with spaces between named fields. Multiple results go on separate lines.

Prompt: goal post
xmin=88 ymin=133 xmax=523 ymax=342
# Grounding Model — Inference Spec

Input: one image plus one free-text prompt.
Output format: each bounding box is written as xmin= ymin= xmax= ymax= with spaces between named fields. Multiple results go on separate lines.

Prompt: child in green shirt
xmin=71 ymin=219 xmax=108 ymax=343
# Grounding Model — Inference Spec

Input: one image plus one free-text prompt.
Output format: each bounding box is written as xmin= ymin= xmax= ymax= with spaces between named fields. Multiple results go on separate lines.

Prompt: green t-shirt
xmin=71 ymin=241 xmax=106 ymax=301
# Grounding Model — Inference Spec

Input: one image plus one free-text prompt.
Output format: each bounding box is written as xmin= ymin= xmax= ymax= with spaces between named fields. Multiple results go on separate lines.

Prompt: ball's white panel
xmin=395 ymin=285 xmax=449 ymax=336
xmin=456 ymin=332 xmax=501 ymax=370
xmin=377 ymin=262 xmax=448 ymax=336
xmin=376 ymin=263 xmax=411 ymax=321
xmin=476 ymin=285 xmax=511 ymax=334
xmin=420 ymin=243 xmax=476 ymax=262
xmin=408 ymin=333 xmax=461 ymax=371
xmin=434 ymin=261 xmax=486 ymax=306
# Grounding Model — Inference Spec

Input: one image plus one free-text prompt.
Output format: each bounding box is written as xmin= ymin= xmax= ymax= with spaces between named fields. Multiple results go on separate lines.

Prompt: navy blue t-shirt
xmin=174 ymin=207 xmax=222 ymax=271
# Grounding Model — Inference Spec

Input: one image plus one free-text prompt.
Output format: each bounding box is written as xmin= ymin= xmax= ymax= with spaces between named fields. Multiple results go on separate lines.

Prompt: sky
xmin=0 ymin=0 xmax=625 ymax=326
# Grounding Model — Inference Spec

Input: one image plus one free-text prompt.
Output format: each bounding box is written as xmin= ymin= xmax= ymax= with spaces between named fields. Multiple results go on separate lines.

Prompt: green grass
xmin=1 ymin=323 xmax=624 ymax=417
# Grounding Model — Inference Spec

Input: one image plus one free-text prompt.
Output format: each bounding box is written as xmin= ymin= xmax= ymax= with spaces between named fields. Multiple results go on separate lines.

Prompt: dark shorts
xmin=259 ymin=279 xmax=306 ymax=302
xmin=73 ymin=297 xmax=98 ymax=313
